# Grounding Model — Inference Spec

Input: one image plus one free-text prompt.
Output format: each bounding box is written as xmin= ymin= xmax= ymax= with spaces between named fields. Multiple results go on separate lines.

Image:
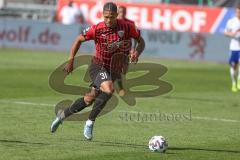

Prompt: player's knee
xmin=100 ymin=81 xmax=114 ymax=94
xmin=101 ymin=88 xmax=114 ymax=94
xmin=84 ymin=93 xmax=96 ymax=106
xmin=83 ymin=88 xmax=98 ymax=105
xmin=231 ymin=64 xmax=238 ymax=70
xmin=100 ymin=88 xmax=114 ymax=94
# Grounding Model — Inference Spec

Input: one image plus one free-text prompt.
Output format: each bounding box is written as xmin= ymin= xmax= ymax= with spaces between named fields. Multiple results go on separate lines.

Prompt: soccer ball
xmin=148 ymin=135 xmax=168 ymax=153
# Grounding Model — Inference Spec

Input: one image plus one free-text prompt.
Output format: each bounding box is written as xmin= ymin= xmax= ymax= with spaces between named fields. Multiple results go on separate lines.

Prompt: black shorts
xmin=89 ymin=63 xmax=119 ymax=89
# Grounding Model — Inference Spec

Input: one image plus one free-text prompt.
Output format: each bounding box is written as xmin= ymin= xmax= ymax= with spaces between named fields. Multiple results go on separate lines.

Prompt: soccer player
xmin=117 ymin=6 xmax=135 ymax=26
xmin=116 ymin=5 xmax=137 ymax=96
xmin=224 ymin=4 xmax=240 ymax=92
xmin=50 ymin=2 xmax=145 ymax=140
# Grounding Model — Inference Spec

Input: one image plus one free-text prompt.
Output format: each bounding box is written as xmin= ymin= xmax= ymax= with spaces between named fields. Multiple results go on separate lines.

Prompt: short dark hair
xmin=103 ymin=2 xmax=117 ymax=13
xmin=238 ymin=4 xmax=240 ymax=9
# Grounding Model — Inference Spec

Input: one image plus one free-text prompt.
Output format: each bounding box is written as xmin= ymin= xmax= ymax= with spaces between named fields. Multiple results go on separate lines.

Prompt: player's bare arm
xmin=64 ymin=35 xmax=86 ymax=74
xmin=224 ymin=31 xmax=236 ymax=38
xmin=130 ymin=36 xmax=145 ymax=63
xmin=224 ymin=30 xmax=240 ymax=41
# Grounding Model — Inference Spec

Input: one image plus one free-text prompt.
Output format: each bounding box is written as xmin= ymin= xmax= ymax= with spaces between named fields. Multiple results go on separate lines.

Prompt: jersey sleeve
xmin=82 ymin=25 xmax=96 ymax=40
xmin=129 ymin=23 xmax=140 ymax=39
xmin=224 ymin=20 xmax=232 ymax=33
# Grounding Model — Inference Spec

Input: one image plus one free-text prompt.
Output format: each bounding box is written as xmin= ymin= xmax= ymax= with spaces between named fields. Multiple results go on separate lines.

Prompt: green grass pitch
xmin=0 ymin=48 xmax=240 ymax=160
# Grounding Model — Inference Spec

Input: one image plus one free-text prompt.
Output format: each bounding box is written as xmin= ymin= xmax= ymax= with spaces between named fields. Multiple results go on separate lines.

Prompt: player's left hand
xmin=129 ymin=49 xmax=139 ymax=64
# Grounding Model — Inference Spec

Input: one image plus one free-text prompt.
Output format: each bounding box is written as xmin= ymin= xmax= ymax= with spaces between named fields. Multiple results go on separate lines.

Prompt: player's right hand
xmin=63 ymin=61 xmax=74 ymax=74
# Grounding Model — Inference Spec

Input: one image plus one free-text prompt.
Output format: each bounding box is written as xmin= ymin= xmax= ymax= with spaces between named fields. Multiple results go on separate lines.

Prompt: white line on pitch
xmin=0 ymin=100 xmax=54 ymax=106
xmin=0 ymin=100 xmax=239 ymax=123
xmin=193 ymin=116 xmax=239 ymax=123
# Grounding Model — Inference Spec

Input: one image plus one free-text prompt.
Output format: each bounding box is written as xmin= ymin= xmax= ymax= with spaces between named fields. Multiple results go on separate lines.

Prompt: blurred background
xmin=0 ymin=0 xmax=238 ymax=61
xmin=1 ymin=1 xmax=240 ymax=160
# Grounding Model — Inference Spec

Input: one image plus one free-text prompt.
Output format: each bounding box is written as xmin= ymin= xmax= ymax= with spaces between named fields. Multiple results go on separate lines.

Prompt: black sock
xmin=117 ymin=79 xmax=123 ymax=90
xmin=88 ymin=92 xmax=112 ymax=121
xmin=64 ymin=97 xmax=87 ymax=118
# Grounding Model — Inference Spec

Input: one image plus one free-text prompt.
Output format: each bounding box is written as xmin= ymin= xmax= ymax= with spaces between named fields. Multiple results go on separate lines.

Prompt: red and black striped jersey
xmin=122 ymin=18 xmax=135 ymax=26
xmin=82 ymin=19 xmax=140 ymax=73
